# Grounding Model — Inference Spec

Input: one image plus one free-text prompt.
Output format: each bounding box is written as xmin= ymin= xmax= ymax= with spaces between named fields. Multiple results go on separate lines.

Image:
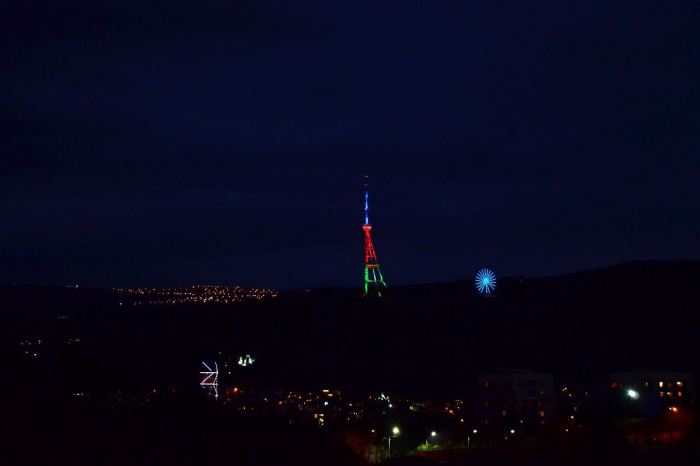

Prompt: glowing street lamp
xmin=426 ymin=431 xmax=436 ymax=446
xmin=468 ymin=429 xmax=477 ymax=448
xmin=668 ymin=406 xmax=679 ymax=442
xmin=627 ymin=389 xmax=640 ymax=400
xmin=387 ymin=427 xmax=400 ymax=458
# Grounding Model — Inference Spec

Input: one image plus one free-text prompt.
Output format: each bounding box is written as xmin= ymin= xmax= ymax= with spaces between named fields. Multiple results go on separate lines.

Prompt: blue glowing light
xmin=365 ymin=189 xmax=370 ymax=225
xmin=475 ymin=269 xmax=497 ymax=294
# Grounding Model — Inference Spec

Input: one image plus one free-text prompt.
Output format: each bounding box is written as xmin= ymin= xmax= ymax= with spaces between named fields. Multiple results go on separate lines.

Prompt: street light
xmin=387 ymin=427 xmax=400 ymax=459
xmin=627 ymin=389 xmax=640 ymax=400
xmin=668 ymin=406 xmax=679 ymax=443
xmin=425 ymin=431 xmax=436 ymax=446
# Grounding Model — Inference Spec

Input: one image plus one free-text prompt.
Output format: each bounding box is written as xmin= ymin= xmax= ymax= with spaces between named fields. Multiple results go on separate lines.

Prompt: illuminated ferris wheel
xmin=475 ymin=269 xmax=497 ymax=294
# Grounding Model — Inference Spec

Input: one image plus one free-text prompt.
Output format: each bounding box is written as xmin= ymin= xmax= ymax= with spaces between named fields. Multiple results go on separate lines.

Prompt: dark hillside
xmin=1 ymin=260 xmax=698 ymax=398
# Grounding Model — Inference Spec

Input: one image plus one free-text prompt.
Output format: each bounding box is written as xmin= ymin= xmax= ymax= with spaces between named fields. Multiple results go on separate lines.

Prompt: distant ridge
xmin=2 ymin=259 xmax=697 ymax=292
xmin=2 ymin=260 xmax=699 ymax=397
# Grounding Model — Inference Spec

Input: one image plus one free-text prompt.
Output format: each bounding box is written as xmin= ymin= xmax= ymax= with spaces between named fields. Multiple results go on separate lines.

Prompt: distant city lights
xmin=111 ymin=285 xmax=278 ymax=305
xmin=238 ymin=355 xmax=255 ymax=366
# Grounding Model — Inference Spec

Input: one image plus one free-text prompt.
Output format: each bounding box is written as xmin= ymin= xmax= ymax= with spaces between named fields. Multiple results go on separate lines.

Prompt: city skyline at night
xmin=3 ymin=1 xmax=700 ymax=464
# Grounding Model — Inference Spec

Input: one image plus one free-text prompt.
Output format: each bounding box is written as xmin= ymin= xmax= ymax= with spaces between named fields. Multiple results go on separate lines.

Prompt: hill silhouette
xmin=1 ymin=260 xmax=698 ymax=398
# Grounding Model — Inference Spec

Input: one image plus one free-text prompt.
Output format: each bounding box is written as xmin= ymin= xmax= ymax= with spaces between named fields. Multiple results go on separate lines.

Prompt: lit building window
xmin=659 ymin=382 xmax=664 ymax=388
xmin=485 ymin=382 xmax=489 ymax=388
xmin=538 ymin=411 xmax=545 ymax=417
xmin=502 ymin=410 xmax=507 ymax=417
xmin=679 ymin=392 xmax=682 ymax=397
xmin=677 ymin=382 xmax=683 ymax=387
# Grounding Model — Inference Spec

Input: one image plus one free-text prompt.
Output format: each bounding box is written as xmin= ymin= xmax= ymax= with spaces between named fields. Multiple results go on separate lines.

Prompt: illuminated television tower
xmin=363 ymin=177 xmax=388 ymax=297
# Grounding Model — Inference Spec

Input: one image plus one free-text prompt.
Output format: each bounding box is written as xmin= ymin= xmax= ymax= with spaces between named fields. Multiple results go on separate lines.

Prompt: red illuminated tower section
xmin=363 ymin=178 xmax=388 ymax=297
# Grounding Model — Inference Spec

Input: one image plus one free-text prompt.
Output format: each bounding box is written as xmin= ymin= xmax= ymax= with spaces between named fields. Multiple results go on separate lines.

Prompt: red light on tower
xmin=363 ymin=177 xmax=388 ymax=297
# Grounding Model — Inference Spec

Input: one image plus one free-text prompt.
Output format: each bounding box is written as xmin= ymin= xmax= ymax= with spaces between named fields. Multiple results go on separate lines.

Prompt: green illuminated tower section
xmin=363 ymin=179 xmax=388 ymax=297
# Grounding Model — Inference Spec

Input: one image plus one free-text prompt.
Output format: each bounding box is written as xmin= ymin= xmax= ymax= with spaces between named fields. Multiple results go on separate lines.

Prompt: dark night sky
xmin=2 ymin=1 xmax=699 ymax=289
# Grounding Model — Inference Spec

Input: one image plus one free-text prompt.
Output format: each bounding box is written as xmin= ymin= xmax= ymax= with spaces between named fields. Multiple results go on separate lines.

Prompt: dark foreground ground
xmin=2 ymin=261 xmax=700 ymax=464
xmin=3 ymin=386 xmax=700 ymax=466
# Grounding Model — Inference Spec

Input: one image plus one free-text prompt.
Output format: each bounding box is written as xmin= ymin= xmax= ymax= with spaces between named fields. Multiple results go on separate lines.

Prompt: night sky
xmin=2 ymin=1 xmax=699 ymax=289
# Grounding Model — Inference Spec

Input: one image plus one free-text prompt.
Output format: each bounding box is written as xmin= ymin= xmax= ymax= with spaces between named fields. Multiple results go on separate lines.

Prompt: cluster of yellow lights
xmin=222 ymin=389 xmax=475 ymax=427
xmin=111 ymin=285 xmax=278 ymax=305
xmin=226 ymin=389 xmax=348 ymax=416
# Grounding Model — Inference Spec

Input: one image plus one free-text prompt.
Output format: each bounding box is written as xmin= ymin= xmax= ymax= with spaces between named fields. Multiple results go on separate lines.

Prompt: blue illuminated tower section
xmin=363 ymin=178 xmax=388 ymax=297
